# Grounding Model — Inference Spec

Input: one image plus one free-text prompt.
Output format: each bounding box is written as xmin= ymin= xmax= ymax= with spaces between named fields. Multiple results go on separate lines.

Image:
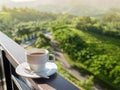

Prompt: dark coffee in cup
xmin=30 ymin=52 xmax=45 ymax=56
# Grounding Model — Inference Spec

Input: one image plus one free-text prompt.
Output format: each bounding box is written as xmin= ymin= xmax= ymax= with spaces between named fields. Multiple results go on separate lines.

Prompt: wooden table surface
xmin=0 ymin=31 xmax=80 ymax=90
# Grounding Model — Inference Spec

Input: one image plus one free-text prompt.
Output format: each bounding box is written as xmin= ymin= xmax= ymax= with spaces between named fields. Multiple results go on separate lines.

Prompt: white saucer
xmin=16 ymin=62 xmax=57 ymax=78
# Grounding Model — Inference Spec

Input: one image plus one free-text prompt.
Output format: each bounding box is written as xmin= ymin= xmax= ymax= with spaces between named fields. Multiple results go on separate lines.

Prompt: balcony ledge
xmin=0 ymin=31 xmax=80 ymax=90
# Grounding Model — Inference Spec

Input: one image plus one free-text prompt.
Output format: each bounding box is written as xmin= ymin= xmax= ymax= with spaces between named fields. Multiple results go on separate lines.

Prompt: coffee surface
xmin=30 ymin=52 xmax=45 ymax=55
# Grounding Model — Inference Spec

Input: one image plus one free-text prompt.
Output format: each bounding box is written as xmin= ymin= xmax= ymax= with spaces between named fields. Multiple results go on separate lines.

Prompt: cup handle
xmin=48 ymin=54 xmax=55 ymax=62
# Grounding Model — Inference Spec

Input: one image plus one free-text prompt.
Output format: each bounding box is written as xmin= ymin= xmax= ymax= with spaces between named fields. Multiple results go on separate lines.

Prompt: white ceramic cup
xmin=26 ymin=48 xmax=55 ymax=73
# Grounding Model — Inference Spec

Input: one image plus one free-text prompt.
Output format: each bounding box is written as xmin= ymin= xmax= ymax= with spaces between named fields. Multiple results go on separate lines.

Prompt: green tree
xmin=2 ymin=5 xmax=8 ymax=11
xmin=34 ymin=32 xmax=50 ymax=48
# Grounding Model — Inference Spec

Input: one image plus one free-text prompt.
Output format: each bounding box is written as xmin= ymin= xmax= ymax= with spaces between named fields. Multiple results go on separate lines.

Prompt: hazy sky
xmin=0 ymin=0 xmax=120 ymax=9
xmin=11 ymin=0 xmax=36 ymax=2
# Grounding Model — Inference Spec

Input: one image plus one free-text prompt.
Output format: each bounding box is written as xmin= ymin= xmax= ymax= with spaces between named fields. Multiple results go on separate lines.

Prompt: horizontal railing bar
xmin=0 ymin=32 xmax=26 ymax=67
xmin=0 ymin=31 xmax=80 ymax=90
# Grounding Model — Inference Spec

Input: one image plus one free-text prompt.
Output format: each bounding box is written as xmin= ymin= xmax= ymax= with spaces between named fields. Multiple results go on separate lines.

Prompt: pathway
xmin=55 ymin=50 xmax=87 ymax=81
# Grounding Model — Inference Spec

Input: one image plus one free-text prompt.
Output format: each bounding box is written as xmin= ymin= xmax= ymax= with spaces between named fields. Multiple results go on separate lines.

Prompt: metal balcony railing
xmin=0 ymin=31 xmax=80 ymax=90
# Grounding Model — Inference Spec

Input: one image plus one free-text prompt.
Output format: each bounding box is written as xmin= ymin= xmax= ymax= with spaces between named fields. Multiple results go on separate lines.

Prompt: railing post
xmin=0 ymin=50 xmax=4 ymax=90
xmin=2 ymin=50 xmax=13 ymax=90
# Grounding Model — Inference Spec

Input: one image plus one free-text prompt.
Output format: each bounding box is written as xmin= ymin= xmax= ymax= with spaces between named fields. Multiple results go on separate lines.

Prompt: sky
xmin=11 ymin=0 xmax=36 ymax=2
xmin=0 ymin=0 xmax=120 ymax=10
xmin=10 ymin=0 xmax=120 ymax=8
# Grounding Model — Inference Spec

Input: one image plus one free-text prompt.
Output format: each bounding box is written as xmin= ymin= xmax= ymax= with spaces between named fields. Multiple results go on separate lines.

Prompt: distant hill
xmin=0 ymin=0 xmax=120 ymax=16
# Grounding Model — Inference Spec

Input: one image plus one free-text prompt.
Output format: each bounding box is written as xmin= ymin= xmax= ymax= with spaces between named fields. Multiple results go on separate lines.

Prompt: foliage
xmin=75 ymin=15 xmax=120 ymax=38
xmin=53 ymin=28 xmax=86 ymax=60
xmin=102 ymin=13 xmax=120 ymax=22
xmin=50 ymin=15 xmax=120 ymax=89
xmin=49 ymin=14 xmax=75 ymax=32
xmin=80 ymin=76 xmax=94 ymax=90
xmin=0 ymin=7 xmax=58 ymax=38
xmin=8 ymin=7 xmax=57 ymax=22
xmin=34 ymin=32 xmax=50 ymax=48
xmin=14 ymin=22 xmax=39 ymax=36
